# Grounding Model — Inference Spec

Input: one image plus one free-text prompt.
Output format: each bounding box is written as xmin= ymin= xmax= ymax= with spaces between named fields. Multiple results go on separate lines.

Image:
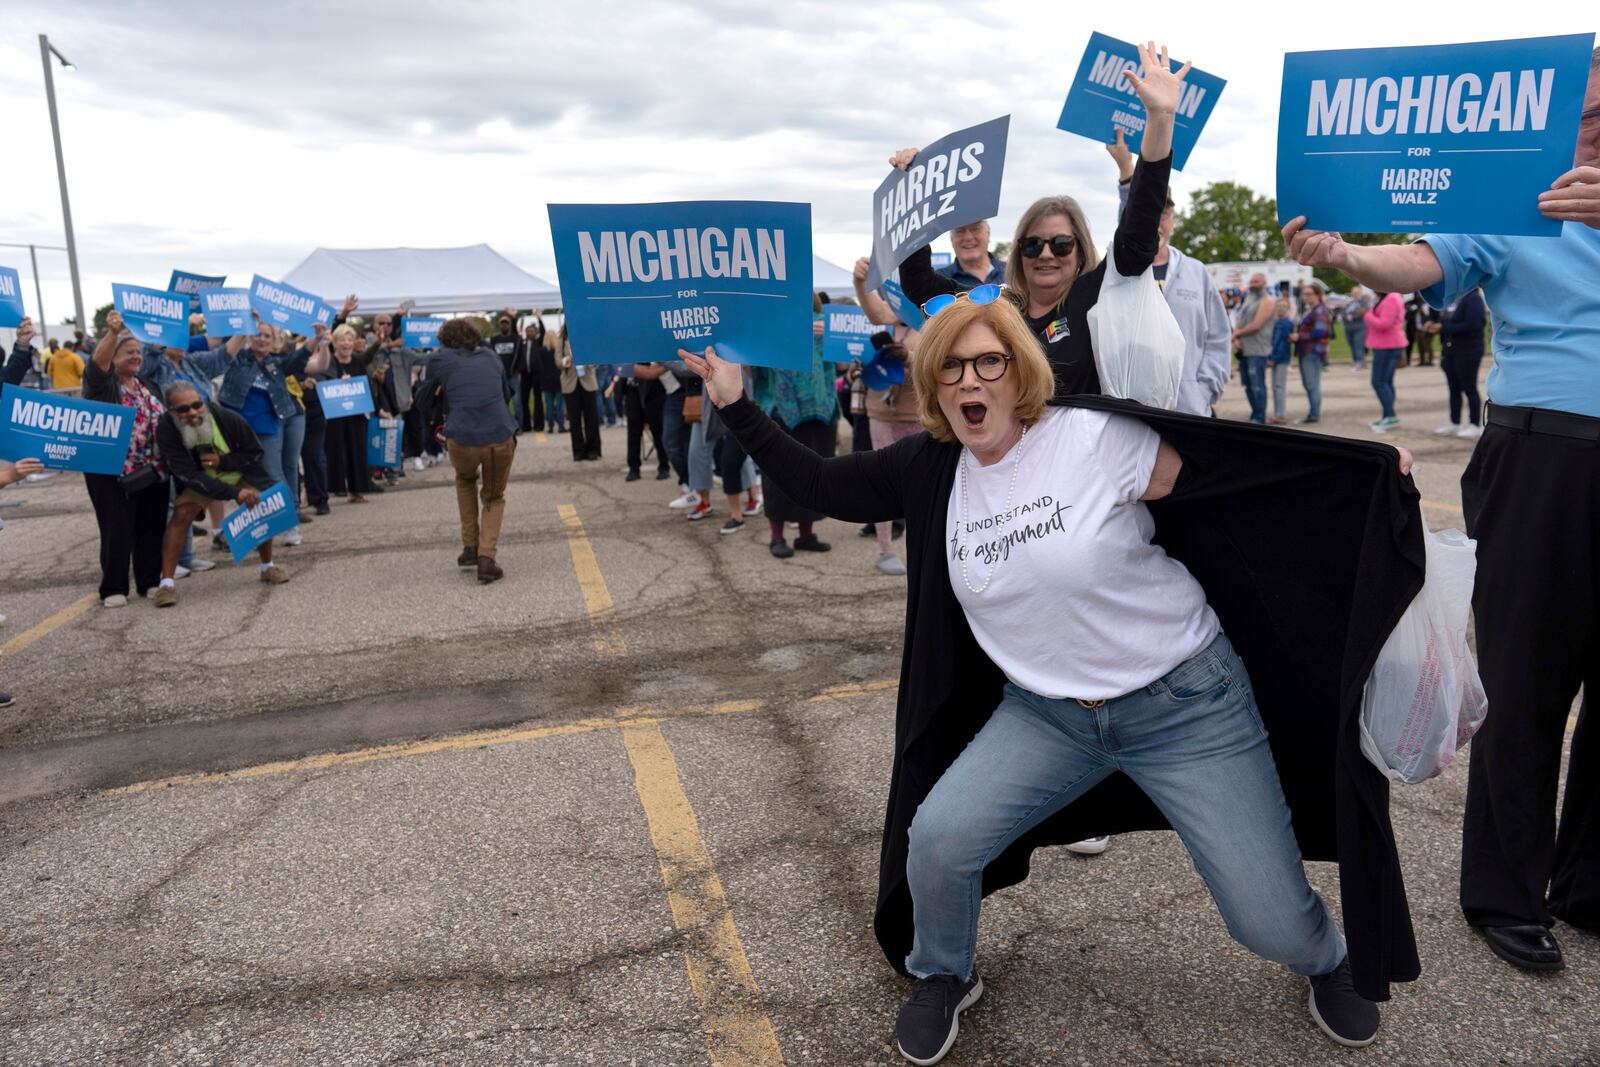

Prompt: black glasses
xmin=1018 ymin=234 xmax=1077 ymax=259
xmin=936 ymin=352 xmax=1011 ymax=386
xmin=169 ymin=401 xmax=205 ymax=414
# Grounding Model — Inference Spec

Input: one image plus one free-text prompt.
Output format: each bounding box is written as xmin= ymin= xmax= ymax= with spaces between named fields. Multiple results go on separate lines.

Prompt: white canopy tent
xmin=812 ymin=255 xmax=857 ymax=300
xmin=280 ymin=244 xmax=563 ymax=315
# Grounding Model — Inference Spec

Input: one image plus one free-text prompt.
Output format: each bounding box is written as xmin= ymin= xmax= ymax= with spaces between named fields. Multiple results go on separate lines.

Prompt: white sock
xmin=159 ymin=577 xmax=175 ymax=589
xmin=260 ymin=562 xmax=275 ymax=572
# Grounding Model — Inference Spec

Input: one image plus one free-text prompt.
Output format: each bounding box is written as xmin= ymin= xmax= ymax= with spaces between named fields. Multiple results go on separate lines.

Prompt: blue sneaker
xmin=895 ymin=971 xmax=982 ymax=1065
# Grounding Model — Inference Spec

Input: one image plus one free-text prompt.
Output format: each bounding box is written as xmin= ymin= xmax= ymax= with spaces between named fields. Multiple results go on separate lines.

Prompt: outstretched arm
xmin=1282 ymin=218 xmax=1445 ymax=293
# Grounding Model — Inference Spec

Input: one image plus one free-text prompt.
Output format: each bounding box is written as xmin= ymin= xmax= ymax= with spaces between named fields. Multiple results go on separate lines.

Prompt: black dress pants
xmin=626 ymin=381 xmax=667 ymax=474
xmin=1460 ymin=419 xmax=1600 ymax=932
xmin=566 ymin=385 xmax=602 ymax=459
xmin=325 ymin=414 xmax=373 ymax=495
xmin=519 ymin=373 xmax=541 ymax=432
xmin=1441 ymin=348 xmax=1484 ymax=427
xmin=302 ymin=405 xmax=329 ymax=506
xmin=84 ymin=473 xmax=166 ymax=599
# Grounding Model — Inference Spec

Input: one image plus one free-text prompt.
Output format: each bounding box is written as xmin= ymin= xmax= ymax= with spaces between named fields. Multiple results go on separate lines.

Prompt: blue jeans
xmin=1242 ymin=357 xmax=1268 ymax=424
xmin=256 ymin=432 xmax=299 ymax=530
xmin=1346 ymin=326 xmax=1367 ymax=368
xmin=1298 ymin=356 xmax=1323 ymax=421
xmin=543 ymin=391 xmax=566 ymax=429
xmin=662 ymin=391 xmax=690 ymax=486
xmin=280 ymin=412 xmax=305 ymax=507
xmin=688 ymin=419 xmax=714 ymax=493
xmin=1370 ymin=348 xmax=1401 ymax=418
xmin=904 ymin=632 xmax=1346 ymax=982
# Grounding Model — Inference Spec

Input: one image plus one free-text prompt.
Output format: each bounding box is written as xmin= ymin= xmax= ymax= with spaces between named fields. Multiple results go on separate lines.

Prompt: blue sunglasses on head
xmin=921 ymin=283 xmax=1011 ymax=318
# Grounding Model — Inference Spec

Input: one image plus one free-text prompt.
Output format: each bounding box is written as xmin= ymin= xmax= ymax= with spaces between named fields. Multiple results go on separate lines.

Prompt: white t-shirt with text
xmin=947 ymin=406 xmax=1219 ymax=700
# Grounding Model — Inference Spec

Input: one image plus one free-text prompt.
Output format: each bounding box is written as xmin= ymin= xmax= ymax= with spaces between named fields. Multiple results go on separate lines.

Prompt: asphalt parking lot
xmin=1 ymin=361 xmax=1593 ymax=1066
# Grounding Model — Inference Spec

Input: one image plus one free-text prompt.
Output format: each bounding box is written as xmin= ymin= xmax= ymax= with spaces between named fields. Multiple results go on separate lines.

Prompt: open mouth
xmin=960 ymin=402 xmax=988 ymax=430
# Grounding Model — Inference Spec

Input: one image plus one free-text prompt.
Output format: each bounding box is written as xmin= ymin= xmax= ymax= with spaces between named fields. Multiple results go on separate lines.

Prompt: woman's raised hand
xmin=1123 ymin=41 xmax=1190 ymax=117
xmin=678 ymin=346 xmax=745 ymax=408
xmin=888 ymin=148 xmax=918 ymax=171
xmin=105 ymin=310 xmax=124 ymax=333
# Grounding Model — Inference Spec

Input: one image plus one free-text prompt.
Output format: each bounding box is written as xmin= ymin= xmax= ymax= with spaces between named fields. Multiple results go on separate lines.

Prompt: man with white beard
xmin=152 ymin=382 xmax=288 ymax=608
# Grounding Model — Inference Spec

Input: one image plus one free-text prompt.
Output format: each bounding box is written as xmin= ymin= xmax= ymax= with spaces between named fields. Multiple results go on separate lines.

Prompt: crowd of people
xmin=0 ymin=40 xmax=1594 ymax=1067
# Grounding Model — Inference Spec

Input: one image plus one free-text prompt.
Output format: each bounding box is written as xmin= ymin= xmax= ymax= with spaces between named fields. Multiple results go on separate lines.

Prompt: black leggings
xmin=325 ymin=415 xmax=373 ymax=494
xmin=1442 ymin=348 xmax=1484 ymax=427
xmin=84 ymin=473 xmax=167 ymax=599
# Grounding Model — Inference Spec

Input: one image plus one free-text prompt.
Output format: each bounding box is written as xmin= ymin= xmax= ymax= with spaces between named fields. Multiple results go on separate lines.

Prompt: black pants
xmin=1441 ymin=348 xmax=1484 ymax=427
xmin=302 ymin=406 xmax=329 ymax=506
xmin=401 ymin=407 xmax=424 ymax=460
xmin=1460 ymin=420 xmax=1600 ymax=931
xmin=518 ymin=373 xmax=541 ymax=432
xmin=325 ymin=414 xmax=373 ymax=494
xmin=567 ymin=385 xmax=602 ymax=459
xmin=84 ymin=473 xmax=166 ymax=599
xmin=852 ymin=408 xmax=873 ymax=454
xmin=626 ymin=381 xmax=667 ymax=474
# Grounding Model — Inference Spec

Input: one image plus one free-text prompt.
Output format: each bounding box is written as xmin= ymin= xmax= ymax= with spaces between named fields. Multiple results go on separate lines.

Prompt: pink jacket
xmin=1364 ymin=292 xmax=1407 ymax=350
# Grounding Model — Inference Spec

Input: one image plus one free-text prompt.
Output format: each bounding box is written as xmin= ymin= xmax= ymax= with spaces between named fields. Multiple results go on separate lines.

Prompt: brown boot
xmin=476 ymin=555 xmax=503 ymax=584
xmin=457 ymin=545 xmax=479 ymax=567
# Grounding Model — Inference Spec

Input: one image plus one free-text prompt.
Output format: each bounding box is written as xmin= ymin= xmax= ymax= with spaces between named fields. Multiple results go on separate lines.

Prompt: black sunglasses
xmin=170 ymin=401 xmax=205 ymax=414
xmin=1018 ymin=234 xmax=1077 ymax=259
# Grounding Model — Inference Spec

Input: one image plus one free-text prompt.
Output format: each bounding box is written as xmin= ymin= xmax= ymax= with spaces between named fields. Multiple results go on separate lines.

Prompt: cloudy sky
xmin=1 ymin=1 xmax=1592 ymax=328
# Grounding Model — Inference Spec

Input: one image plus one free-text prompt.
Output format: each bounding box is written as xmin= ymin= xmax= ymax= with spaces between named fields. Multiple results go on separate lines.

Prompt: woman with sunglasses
xmin=895 ymin=41 xmax=1184 ymax=403
xmin=679 ymin=287 xmax=1408 ymax=1061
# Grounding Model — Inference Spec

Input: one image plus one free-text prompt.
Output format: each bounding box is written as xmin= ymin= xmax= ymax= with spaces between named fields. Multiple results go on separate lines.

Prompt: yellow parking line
xmin=561 ymin=503 xmax=785 ymax=1067
xmin=806 ymin=678 xmax=899 ymax=703
xmin=557 ymin=503 xmax=626 ymax=657
xmin=0 ymin=592 xmax=98 ymax=659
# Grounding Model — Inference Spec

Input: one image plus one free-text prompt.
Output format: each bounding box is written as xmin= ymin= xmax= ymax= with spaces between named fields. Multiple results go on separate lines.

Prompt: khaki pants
xmin=448 ymin=436 xmax=516 ymax=558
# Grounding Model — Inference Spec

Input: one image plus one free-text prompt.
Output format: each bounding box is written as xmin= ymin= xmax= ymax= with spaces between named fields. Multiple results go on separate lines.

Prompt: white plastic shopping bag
xmin=1085 ymin=244 xmax=1185 ymax=410
xmin=1359 ymin=527 xmax=1488 ymax=784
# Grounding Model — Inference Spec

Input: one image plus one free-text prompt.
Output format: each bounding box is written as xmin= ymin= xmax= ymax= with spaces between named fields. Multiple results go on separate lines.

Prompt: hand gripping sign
xmin=1057 ymin=32 xmax=1226 ymax=171
xmin=866 ymin=116 xmax=1010 ymax=292
xmin=113 ymin=283 xmax=189 ymax=347
xmin=549 ymin=200 xmax=815 ymax=371
xmin=0 ymin=384 xmax=135 ymax=474
xmin=1277 ymin=33 xmax=1595 ymax=236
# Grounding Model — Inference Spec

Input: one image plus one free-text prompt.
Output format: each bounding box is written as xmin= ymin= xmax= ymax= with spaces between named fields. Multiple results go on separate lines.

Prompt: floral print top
xmin=120 ymin=378 xmax=164 ymax=475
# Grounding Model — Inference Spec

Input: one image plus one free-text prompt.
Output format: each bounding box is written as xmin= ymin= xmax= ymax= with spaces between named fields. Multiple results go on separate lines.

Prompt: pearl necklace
xmin=957 ymin=424 xmax=1028 ymax=595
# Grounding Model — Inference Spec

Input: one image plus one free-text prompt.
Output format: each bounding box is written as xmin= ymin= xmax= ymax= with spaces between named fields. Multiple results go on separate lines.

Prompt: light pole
xmin=38 ymin=34 xmax=84 ymax=333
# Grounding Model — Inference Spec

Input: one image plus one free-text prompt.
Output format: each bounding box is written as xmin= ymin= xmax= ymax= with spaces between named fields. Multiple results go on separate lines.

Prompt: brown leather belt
xmin=1076 ymin=698 xmax=1106 ymax=709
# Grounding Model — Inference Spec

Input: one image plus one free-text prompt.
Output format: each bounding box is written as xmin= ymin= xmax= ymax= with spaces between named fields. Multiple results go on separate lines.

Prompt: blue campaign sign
xmin=867 ymin=115 xmax=1010 ymax=291
xmin=0 ymin=267 xmax=24 ymax=328
xmin=822 ymin=305 xmax=879 ymax=364
xmin=169 ymin=270 xmax=227 ymax=313
xmin=221 ymin=482 xmax=297 ymax=563
xmin=366 ymin=416 xmax=402 ymax=468
xmin=1056 ymin=32 xmax=1225 ymax=172
xmin=249 ymin=274 xmax=335 ymax=336
xmin=0 ymin=384 xmax=134 ymax=474
xmin=549 ymin=200 xmax=814 ymax=371
xmin=879 ymin=278 xmax=925 ymax=331
xmin=930 ymin=252 xmax=954 ymax=271
xmin=113 ymin=283 xmax=189 ymax=348
xmin=1278 ymin=33 xmax=1595 ymax=236
xmin=316 ymin=376 xmax=375 ymax=419
xmin=198 ymin=288 xmax=258 ymax=337
xmin=402 ymin=317 xmax=444 ymax=349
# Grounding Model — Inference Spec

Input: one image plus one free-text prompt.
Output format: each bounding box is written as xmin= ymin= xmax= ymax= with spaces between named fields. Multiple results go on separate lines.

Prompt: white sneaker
xmin=669 ymin=489 xmax=699 ymax=509
xmin=1457 ymin=424 xmax=1483 ymax=438
xmin=1066 ymin=836 xmax=1111 ymax=855
xmin=281 ymin=529 xmax=303 ymax=547
xmin=411 ymin=456 xmax=425 ymax=471
xmin=185 ymin=558 xmax=216 ymax=572
xmin=102 ymin=595 xmax=128 ymax=608
xmin=875 ymin=553 xmax=907 ymax=576
xmin=174 ymin=564 xmax=192 ymax=579
xmin=1433 ymin=423 xmax=1460 ymax=436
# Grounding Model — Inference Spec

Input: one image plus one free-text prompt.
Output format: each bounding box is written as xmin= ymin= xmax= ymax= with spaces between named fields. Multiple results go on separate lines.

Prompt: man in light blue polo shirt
xmin=1279 ymin=48 xmax=1600 ymax=976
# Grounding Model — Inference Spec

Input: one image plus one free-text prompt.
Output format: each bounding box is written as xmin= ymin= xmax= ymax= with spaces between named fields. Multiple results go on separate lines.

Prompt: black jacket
xmin=156 ymin=403 xmax=271 ymax=501
xmin=900 ymin=154 xmax=1171 ymax=402
xmin=3 ymin=343 xmax=35 ymax=387
xmin=1440 ymin=290 xmax=1486 ymax=358
xmin=721 ymin=393 xmax=1424 ymax=1002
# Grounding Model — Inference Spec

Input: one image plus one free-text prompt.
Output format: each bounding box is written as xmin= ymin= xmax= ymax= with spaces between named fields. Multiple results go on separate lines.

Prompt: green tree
xmin=91 ymin=302 xmax=114 ymax=336
xmin=1170 ymin=181 xmax=1282 ymax=264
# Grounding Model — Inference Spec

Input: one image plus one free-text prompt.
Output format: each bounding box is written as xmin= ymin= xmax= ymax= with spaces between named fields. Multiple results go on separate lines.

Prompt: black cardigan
xmin=900 ymin=154 xmax=1172 ymax=401
xmin=720 ymin=393 xmax=1425 ymax=1001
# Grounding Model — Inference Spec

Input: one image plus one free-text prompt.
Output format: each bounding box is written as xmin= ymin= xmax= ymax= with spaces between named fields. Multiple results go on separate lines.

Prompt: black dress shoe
xmin=625 ymin=469 xmax=642 ymax=482
xmin=656 ymin=467 xmax=671 ymax=480
xmin=1478 ymin=924 xmax=1564 ymax=971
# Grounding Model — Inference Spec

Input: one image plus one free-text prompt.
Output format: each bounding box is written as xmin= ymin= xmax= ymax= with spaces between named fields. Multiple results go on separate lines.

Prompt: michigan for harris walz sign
xmin=1277 ymin=33 xmax=1595 ymax=236
xmin=866 ymin=115 xmax=1010 ymax=291
xmin=548 ymin=201 xmax=814 ymax=371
